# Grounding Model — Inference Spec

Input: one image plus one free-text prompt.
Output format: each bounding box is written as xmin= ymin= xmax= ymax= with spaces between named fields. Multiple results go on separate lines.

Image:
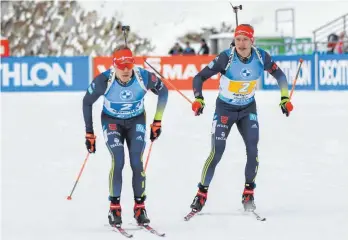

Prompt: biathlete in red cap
xmin=189 ymin=24 xmax=292 ymax=212
xmin=82 ymin=45 xmax=168 ymax=227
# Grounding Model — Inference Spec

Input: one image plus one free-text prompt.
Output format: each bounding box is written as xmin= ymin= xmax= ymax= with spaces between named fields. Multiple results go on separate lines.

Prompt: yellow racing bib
xmin=228 ymin=80 xmax=257 ymax=94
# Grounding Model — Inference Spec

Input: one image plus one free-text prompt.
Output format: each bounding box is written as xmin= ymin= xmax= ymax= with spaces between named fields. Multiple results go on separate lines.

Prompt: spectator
xmin=168 ymin=42 xmax=183 ymax=55
xmin=335 ymin=31 xmax=347 ymax=54
xmin=182 ymin=41 xmax=195 ymax=55
xmin=326 ymin=33 xmax=339 ymax=54
xmin=198 ymin=38 xmax=209 ymax=55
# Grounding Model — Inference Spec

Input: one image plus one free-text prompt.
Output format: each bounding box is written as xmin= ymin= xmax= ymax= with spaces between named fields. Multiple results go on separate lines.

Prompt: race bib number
xmin=111 ymin=101 xmax=144 ymax=114
xmin=104 ymin=99 xmax=144 ymax=117
xmin=228 ymin=80 xmax=257 ymax=94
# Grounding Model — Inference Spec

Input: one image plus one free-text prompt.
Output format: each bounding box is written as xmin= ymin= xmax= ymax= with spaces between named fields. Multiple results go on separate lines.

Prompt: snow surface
xmin=1 ymin=90 xmax=348 ymax=240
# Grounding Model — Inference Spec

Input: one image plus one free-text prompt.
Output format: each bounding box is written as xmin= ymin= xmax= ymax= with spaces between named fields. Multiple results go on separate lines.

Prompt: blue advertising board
xmin=261 ymin=54 xmax=315 ymax=90
xmin=317 ymin=54 xmax=348 ymax=90
xmin=1 ymin=54 xmax=346 ymax=92
xmin=0 ymin=57 xmax=90 ymax=92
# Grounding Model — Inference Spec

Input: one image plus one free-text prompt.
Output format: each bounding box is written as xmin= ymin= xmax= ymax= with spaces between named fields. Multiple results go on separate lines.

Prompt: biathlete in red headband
xmin=83 ymin=45 xmax=168 ymax=227
xmin=188 ymin=24 xmax=292 ymax=214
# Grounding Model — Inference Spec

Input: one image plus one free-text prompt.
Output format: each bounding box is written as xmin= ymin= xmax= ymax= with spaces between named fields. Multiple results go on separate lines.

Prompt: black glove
xmin=85 ymin=133 xmax=96 ymax=153
xmin=150 ymin=120 xmax=162 ymax=141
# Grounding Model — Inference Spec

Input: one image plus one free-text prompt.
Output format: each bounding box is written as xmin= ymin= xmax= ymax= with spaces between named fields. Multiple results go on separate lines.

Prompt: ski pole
xmin=67 ymin=152 xmax=90 ymax=200
xmin=286 ymin=58 xmax=303 ymax=111
xmin=144 ymin=60 xmax=193 ymax=104
xmin=144 ymin=142 xmax=154 ymax=172
xmin=289 ymin=58 xmax=303 ymax=100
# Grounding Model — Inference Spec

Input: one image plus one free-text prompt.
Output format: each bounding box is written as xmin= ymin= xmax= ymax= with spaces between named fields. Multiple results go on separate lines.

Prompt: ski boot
xmin=108 ymin=197 xmax=122 ymax=227
xmin=190 ymin=184 xmax=208 ymax=212
xmin=242 ymin=183 xmax=256 ymax=211
xmin=134 ymin=196 xmax=150 ymax=226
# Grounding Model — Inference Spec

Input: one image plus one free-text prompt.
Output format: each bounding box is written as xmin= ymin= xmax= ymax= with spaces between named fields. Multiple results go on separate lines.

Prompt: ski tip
xmin=256 ymin=216 xmax=266 ymax=221
xmin=184 ymin=210 xmax=197 ymax=221
xmin=184 ymin=214 xmax=194 ymax=221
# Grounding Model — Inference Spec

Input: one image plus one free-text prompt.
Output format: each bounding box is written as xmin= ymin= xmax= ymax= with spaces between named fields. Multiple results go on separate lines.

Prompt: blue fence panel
xmin=1 ymin=54 xmax=346 ymax=92
xmin=317 ymin=54 xmax=348 ymax=90
xmin=261 ymin=54 xmax=315 ymax=90
xmin=0 ymin=57 xmax=90 ymax=92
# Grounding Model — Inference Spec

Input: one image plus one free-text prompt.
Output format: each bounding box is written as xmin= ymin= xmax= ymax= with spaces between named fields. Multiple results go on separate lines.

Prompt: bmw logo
xmin=240 ymin=68 xmax=252 ymax=79
xmin=120 ymin=90 xmax=133 ymax=100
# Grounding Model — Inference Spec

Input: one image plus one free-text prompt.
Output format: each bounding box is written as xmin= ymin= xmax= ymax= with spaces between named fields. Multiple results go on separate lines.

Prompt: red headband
xmin=113 ymin=49 xmax=135 ymax=70
xmin=234 ymin=25 xmax=254 ymax=42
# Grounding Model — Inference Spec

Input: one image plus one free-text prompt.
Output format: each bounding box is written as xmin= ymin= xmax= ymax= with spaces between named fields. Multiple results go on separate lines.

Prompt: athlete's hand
xmin=150 ymin=120 xmax=162 ymax=141
xmin=85 ymin=133 xmax=96 ymax=153
xmin=279 ymin=96 xmax=293 ymax=117
xmin=192 ymin=97 xmax=205 ymax=116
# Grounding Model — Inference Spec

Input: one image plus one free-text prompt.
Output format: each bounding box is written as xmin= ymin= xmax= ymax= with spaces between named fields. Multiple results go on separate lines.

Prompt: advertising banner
xmin=93 ymin=55 xmax=220 ymax=90
xmin=1 ymin=54 xmax=347 ymax=92
xmin=0 ymin=39 xmax=10 ymax=57
xmin=261 ymin=54 xmax=315 ymax=90
xmin=317 ymin=54 xmax=348 ymax=90
xmin=0 ymin=57 xmax=90 ymax=92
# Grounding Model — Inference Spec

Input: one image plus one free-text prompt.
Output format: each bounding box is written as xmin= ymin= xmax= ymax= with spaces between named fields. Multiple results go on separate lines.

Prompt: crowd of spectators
xmin=327 ymin=31 xmax=348 ymax=54
xmin=168 ymin=38 xmax=210 ymax=56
